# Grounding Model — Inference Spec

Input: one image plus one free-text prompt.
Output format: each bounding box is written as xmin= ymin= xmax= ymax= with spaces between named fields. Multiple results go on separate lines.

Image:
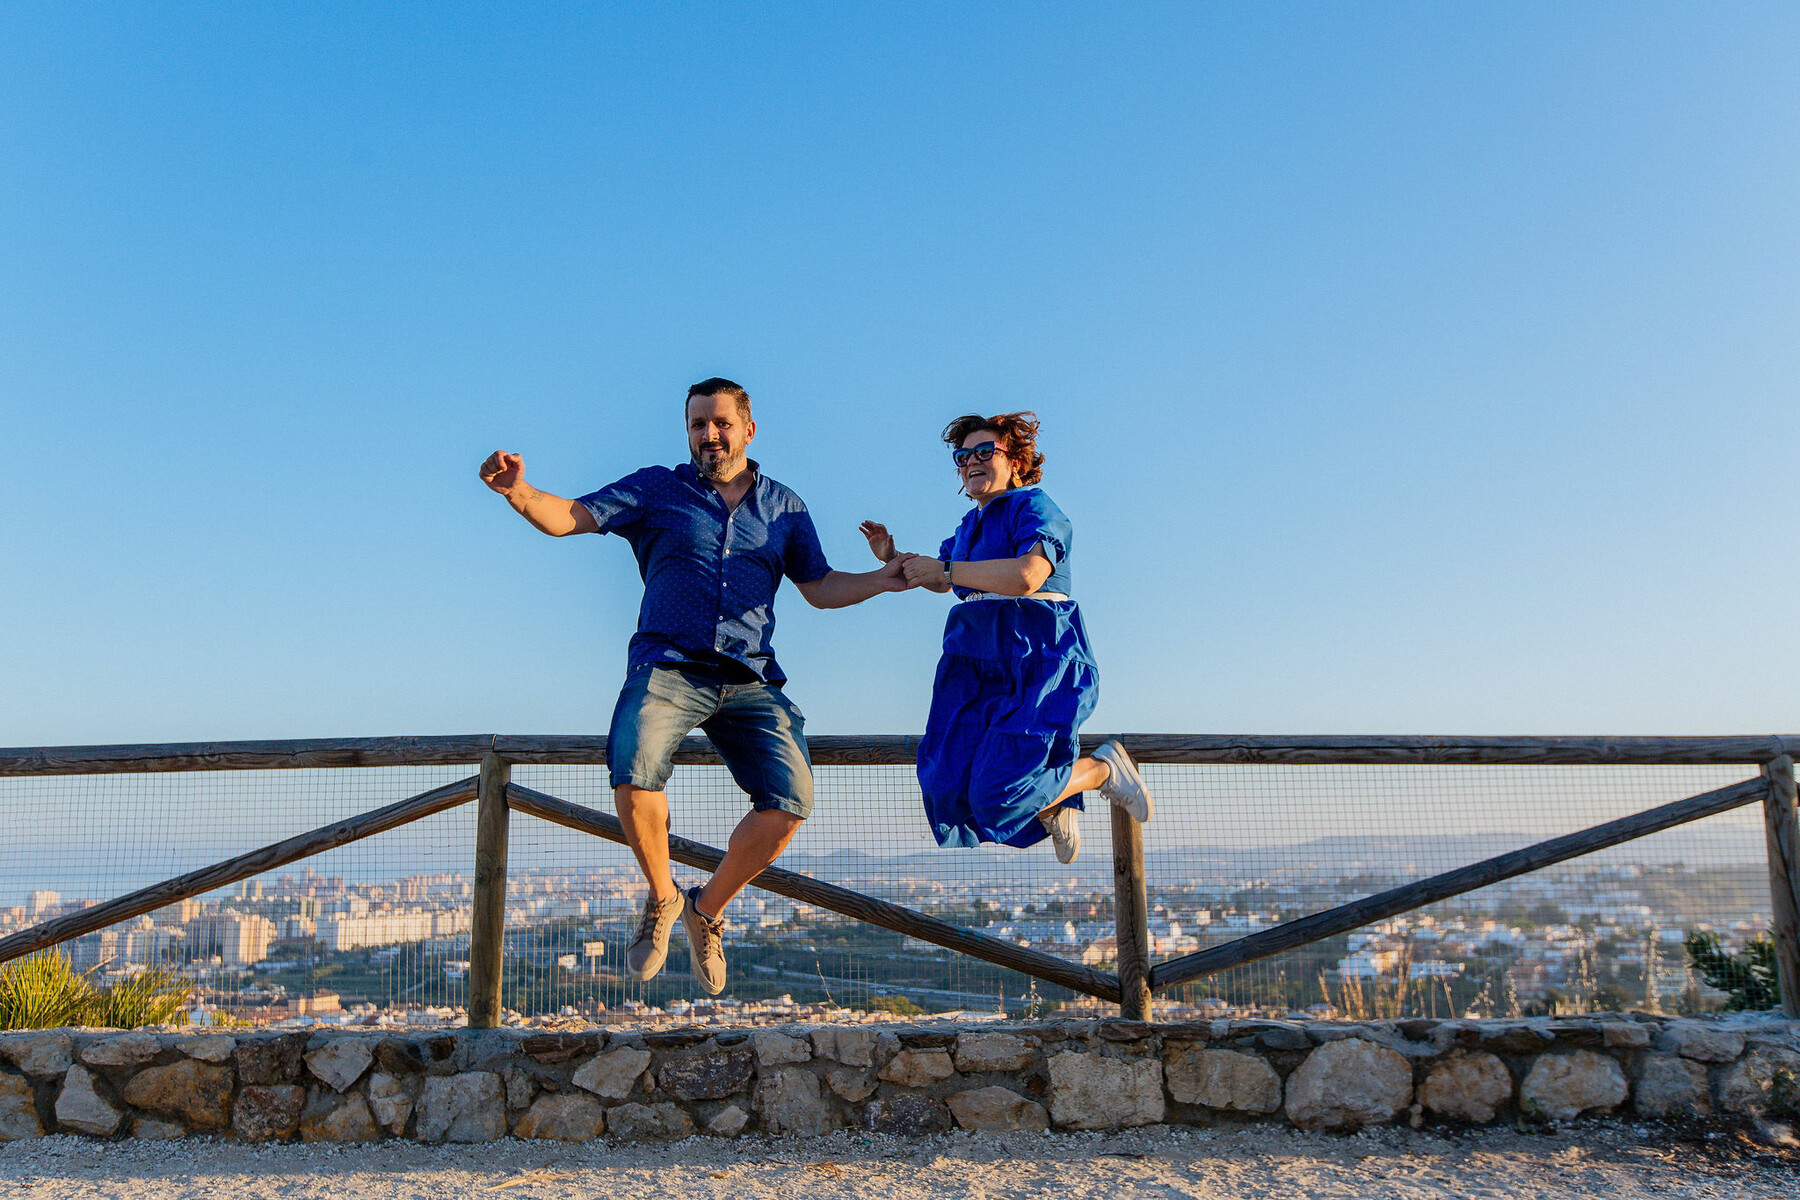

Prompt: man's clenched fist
xmin=480 ymin=451 xmax=525 ymax=494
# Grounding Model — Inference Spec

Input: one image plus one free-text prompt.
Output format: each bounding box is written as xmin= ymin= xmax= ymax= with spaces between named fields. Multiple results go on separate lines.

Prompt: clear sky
xmin=3 ymin=3 xmax=1796 ymax=746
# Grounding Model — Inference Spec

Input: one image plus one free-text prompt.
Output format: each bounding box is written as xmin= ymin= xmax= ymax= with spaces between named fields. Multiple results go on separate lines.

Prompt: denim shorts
xmin=607 ymin=664 xmax=814 ymax=819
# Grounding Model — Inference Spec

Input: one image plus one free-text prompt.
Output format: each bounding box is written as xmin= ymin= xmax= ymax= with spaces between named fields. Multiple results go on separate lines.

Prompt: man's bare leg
xmin=1040 ymin=756 xmax=1109 ymax=814
xmin=694 ymin=808 xmax=803 ymax=918
xmin=615 ymin=784 xmax=680 ymax=902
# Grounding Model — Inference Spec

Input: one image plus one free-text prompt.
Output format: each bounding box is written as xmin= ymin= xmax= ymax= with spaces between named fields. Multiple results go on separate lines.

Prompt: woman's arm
xmin=901 ymin=548 xmax=1053 ymax=596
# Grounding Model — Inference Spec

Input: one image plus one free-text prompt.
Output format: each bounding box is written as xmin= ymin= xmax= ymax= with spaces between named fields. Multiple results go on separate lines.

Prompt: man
xmin=478 ymin=377 xmax=909 ymax=994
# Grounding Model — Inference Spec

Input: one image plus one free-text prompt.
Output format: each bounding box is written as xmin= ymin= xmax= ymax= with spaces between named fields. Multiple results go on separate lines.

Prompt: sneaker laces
xmin=633 ymin=894 xmax=677 ymax=943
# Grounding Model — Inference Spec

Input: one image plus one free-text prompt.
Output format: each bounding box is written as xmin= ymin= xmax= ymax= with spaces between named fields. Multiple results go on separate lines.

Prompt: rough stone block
xmin=879 ymin=1048 xmax=956 ymax=1089
xmin=607 ymin=1101 xmax=695 ymax=1141
xmin=1 ymin=1032 xmax=72 ymax=1077
xmin=122 ymin=1058 xmax=234 ymax=1130
xmin=1717 ymin=1045 xmax=1800 ymax=1116
xmin=571 ymin=1047 xmax=651 ymax=1100
xmin=131 ymin=1117 xmax=186 ymax=1140
xmin=659 ymin=1046 xmax=754 ymax=1100
xmin=755 ymin=1067 xmax=839 ymax=1136
xmin=305 ymin=1039 xmax=374 ymax=1093
xmin=175 ymin=1035 xmax=236 ymax=1064
xmin=233 ymin=1084 xmax=306 ymax=1141
xmin=300 ymin=1089 xmax=381 ymax=1143
xmin=80 ymin=1031 xmax=164 ymax=1067
xmin=1417 ymin=1052 xmax=1512 ymax=1124
xmin=367 ymin=1071 xmax=415 ymax=1134
xmin=1046 ymin=1051 xmax=1164 ymax=1130
xmin=502 ymin=1065 xmax=536 ymax=1110
xmin=416 ymin=1072 xmax=506 ymax=1143
xmin=520 ymin=1032 xmax=605 ymax=1064
xmin=948 ymin=1086 xmax=1049 ymax=1132
xmin=513 ymin=1093 xmax=604 ymax=1141
xmin=1519 ymin=1051 xmax=1628 ymax=1121
xmin=953 ymin=1033 xmax=1035 ymax=1074
xmin=862 ymin=1093 xmax=948 ymax=1136
xmin=235 ymin=1034 xmax=307 ymax=1085
xmin=374 ymin=1039 xmax=427 ymax=1076
xmin=1665 ymin=1024 xmax=1746 ymax=1064
xmin=811 ymin=1028 xmax=876 ymax=1067
xmin=827 ymin=1067 xmax=876 ymax=1102
xmin=1602 ymin=1023 xmax=1652 ymax=1050
xmin=1283 ymin=1039 xmax=1413 ymax=1132
xmin=752 ymin=1031 xmax=812 ymax=1067
xmin=0 ymin=1072 xmax=43 ymax=1140
xmin=55 ymin=1065 xmax=122 ymax=1136
xmin=1633 ymin=1054 xmax=1708 ymax=1119
xmin=707 ymin=1104 xmax=749 ymax=1137
xmin=1164 ymin=1046 xmax=1281 ymax=1114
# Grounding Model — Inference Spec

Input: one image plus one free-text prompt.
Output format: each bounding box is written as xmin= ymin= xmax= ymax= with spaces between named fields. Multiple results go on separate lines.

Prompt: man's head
xmin=686 ymin=378 xmax=756 ymax=482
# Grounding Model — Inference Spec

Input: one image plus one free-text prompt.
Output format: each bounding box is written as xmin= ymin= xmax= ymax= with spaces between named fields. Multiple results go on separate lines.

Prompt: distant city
xmin=3 ymin=840 xmax=1772 ymax=1029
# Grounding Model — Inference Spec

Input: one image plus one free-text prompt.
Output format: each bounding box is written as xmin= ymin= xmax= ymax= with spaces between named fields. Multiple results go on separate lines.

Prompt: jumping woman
xmin=860 ymin=411 xmax=1152 ymax=863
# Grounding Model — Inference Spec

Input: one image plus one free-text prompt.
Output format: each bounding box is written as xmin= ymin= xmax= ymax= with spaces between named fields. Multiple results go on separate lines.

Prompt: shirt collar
xmin=676 ymin=458 xmax=763 ymax=499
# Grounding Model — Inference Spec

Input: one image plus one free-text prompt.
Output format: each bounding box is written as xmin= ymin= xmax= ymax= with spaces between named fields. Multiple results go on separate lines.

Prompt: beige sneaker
xmin=625 ymin=892 xmax=682 ymax=982
xmin=1093 ymin=738 xmax=1154 ymax=823
xmin=681 ymin=886 xmax=727 ymax=995
xmin=1038 ymin=803 xmax=1081 ymax=863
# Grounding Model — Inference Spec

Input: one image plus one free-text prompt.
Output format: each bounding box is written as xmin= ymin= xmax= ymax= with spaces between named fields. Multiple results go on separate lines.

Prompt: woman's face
xmin=958 ymin=427 xmax=1015 ymax=503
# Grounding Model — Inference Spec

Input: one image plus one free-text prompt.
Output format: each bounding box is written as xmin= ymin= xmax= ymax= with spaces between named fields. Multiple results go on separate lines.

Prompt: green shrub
xmin=864 ymin=993 xmax=924 ymax=1016
xmin=1684 ymin=931 xmax=1781 ymax=1011
xmin=0 ymin=951 xmax=192 ymax=1030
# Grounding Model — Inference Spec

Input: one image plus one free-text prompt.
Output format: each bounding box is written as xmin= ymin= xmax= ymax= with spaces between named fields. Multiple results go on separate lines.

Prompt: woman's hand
xmin=902 ymin=554 xmax=954 ymax=593
xmin=859 ymin=520 xmax=896 ymax=563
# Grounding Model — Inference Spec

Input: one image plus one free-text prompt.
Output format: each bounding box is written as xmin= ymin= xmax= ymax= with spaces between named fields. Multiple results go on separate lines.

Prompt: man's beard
xmin=694 ymin=445 xmax=745 ymax=481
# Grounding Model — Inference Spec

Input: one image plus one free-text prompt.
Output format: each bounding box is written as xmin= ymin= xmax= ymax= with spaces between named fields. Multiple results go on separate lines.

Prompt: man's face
xmin=686 ymin=393 xmax=755 ymax=481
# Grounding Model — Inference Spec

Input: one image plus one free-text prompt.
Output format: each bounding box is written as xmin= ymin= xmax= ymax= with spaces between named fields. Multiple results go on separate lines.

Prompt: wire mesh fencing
xmin=0 ymin=754 xmax=1780 ymax=1031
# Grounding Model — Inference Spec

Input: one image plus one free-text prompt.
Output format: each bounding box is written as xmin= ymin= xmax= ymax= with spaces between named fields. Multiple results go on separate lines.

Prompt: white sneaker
xmin=1093 ymin=738 xmax=1153 ymax=822
xmin=1038 ymin=803 xmax=1081 ymax=863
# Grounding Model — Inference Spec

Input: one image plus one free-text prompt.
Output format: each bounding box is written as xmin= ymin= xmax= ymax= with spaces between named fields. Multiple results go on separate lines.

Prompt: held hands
xmin=863 ymin=521 xmax=932 ymax=592
xmin=479 ymin=451 xmax=526 ymax=494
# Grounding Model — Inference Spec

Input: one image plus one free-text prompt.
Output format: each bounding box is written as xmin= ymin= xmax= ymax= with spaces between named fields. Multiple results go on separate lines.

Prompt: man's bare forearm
xmin=503 ymin=484 xmax=596 ymax=537
xmin=797 ymin=568 xmax=895 ymax=609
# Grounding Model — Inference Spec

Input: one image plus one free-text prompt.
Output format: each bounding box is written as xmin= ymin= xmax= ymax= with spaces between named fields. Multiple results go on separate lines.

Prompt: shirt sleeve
xmin=1008 ymin=491 xmax=1073 ymax=566
xmin=781 ymin=504 xmax=834 ymax=585
xmin=575 ymin=468 xmax=656 ymax=535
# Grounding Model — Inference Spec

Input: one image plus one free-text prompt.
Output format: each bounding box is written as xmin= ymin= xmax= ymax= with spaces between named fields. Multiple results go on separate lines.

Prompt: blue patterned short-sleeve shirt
xmin=577 ymin=460 xmax=832 ymax=684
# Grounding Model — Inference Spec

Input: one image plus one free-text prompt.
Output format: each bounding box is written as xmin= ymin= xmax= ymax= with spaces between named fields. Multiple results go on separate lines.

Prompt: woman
xmin=860 ymin=411 xmax=1152 ymax=863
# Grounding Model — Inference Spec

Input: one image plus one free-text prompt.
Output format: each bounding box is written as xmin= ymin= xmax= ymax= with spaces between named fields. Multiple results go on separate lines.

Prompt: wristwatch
xmin=940 ymin=557 xmax=953 ymax=585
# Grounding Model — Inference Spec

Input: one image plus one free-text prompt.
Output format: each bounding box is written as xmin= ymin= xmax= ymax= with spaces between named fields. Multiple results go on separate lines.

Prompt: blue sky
xmin=3 ymin=3 xmax=1796 ymax=745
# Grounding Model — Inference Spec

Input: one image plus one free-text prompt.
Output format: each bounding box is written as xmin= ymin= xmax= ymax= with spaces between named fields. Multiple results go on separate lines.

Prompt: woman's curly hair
xmin=941 ymin=411 xmax=1045 ymax=487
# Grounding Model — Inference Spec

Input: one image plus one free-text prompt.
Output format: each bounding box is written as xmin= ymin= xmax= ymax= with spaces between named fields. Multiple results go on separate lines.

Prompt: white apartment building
xmin=317 ymin=907 xmax=470 ymax=952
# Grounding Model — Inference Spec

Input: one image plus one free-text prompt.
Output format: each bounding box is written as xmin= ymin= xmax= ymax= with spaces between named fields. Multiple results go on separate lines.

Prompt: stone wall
xmin=1 ymin=1015 xmax=1796 ymax=1144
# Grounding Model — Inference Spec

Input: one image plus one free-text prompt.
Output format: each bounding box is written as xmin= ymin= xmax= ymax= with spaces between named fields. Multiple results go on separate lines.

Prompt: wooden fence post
xmin=1111 ymin=803 xmax=1152 ymax=1021
xmin=468 ymin=752 xmax=510 ymax=1029
xmin=1762 ymin=755 xmax=1800 ymax=1018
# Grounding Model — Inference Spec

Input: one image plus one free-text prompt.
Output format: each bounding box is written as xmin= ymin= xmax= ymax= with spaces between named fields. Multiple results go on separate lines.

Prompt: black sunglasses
xmin=951 ymin=441 xmax=1002 ymax=468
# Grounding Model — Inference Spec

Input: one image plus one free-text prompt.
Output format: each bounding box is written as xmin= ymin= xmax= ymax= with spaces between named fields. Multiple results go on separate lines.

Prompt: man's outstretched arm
xmin=479 ymin=451 xmax=599 ymax=537
xmin=794 ymin=556 xmax=914 ymax=609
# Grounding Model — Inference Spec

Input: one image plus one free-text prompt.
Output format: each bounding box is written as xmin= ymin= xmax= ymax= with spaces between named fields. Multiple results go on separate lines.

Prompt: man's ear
xmin=744 ymin=419 xmax=756 ymax=445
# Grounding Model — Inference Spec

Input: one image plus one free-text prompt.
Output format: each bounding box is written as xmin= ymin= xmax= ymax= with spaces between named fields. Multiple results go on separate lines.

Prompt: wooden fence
xmin=1 ymin=734 xmax=1796 ymax=1022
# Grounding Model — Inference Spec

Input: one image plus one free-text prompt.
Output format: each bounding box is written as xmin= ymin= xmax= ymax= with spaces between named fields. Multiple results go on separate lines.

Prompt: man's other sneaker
xmin=1093 ymin=738 xmax=1154 ymax=823
xmin=682 ymin=886 xmax=728 ymax=995
xmin=1038 ymin=803 xmax=1082 ymax=863
xmin=624 ymin=892 xmax=682 ymax=982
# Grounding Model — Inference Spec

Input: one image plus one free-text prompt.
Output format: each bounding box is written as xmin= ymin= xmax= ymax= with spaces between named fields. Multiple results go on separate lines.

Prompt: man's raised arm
xmin=479 ymin=451 xmax=599 ymax=537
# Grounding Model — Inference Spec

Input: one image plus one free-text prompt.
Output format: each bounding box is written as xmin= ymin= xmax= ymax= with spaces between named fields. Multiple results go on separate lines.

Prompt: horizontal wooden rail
xmin=2 ymin=733 xmax=1796 ymax=776
xmin=1147 ymin=775 xmax=1770 ymax=991
xmin=0 ymin=776 xmax=478 ymax=966
xmin=506 ymin=782 xmax=1122 ymax=1003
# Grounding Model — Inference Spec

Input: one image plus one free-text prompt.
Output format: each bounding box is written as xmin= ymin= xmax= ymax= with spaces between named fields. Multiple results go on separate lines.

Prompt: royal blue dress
xmin=916 ymin=487 xmax=1100 ymax=849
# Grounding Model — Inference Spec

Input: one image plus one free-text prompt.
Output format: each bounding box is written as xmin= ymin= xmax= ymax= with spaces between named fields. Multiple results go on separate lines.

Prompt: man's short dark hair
xmin=686 ymin=377 xmax=752 ymax=423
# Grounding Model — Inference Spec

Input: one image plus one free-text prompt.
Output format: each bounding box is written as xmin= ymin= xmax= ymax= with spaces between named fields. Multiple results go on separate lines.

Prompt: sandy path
xmin=3 ymin=1124 xmax=1795 ymax=1200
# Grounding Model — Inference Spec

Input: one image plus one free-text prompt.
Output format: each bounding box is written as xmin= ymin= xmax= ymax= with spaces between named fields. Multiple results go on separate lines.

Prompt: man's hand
xmin=859 ymin=520 xmax=896 ymax=563
xmin=480 ymin=450 xmax=597 ymax=537
xmin=877 ymin=553 xmax=918 ymax=591
xmin=480 ymin=451 xmax=526 ymax=494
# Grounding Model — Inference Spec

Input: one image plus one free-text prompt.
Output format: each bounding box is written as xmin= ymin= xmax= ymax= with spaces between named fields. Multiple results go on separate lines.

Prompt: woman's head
xmin=941 ymin=411 xmax=1045 ymax=503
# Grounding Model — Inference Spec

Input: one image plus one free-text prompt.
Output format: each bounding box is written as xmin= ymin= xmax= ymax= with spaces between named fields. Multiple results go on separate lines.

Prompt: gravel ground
xmin=2 ymin=1123 xmax=1797 ymax=1200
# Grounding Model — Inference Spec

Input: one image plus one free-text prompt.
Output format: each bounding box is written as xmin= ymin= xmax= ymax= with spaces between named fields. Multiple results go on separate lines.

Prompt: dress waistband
xmin=958 ymin=591 xmax=1070 ymax=602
